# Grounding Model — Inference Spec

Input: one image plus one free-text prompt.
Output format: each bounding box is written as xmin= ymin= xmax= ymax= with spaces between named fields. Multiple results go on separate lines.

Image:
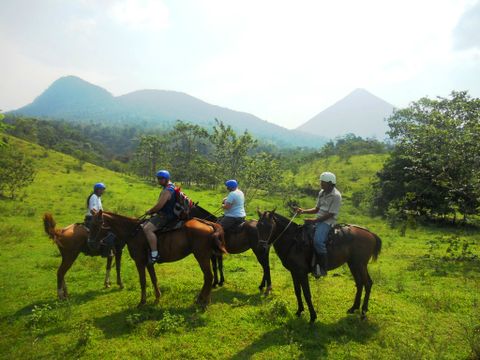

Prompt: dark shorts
xmin=148 ymin=213 xmax=170 ymax=230
xmin=218 ymin=216 xmax=245 ymax=231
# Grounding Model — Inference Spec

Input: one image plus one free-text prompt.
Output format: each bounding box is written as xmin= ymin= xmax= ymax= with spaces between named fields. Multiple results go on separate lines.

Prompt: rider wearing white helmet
xmin=296 ymin=171 xmax=342 ymax=277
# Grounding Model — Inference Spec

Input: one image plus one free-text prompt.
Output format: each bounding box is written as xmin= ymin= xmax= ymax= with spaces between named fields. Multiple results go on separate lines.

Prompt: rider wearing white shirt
xmin=85 ymin=183 xmax=106 ymax=228
xmin=219 ymin=179 xmax=246 ymax=232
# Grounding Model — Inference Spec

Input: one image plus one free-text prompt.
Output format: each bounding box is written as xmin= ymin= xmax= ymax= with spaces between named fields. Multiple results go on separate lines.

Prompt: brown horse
xmin=42 ymin=213 xmax=125 ymax=300
xmin=189 ymin=205 xmax=273 ymax=294
xmin=257 ymin=210 xmax=382 ymax=322
xmin=88 ymin=210 xmax=226 ymax=306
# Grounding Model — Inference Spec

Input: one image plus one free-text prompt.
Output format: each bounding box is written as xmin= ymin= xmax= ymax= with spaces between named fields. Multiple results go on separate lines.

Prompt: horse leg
xmin=57 ymin=252 xmax=78 ymax=300
xmin=211 ymin=255 xmax=219 ymax=288
xmin=254 ymin=248 xmax=271 ymax=294
xmin=104 ymin=255 xmax=113 ymax=288
xmin=218 ymin=255 xmax=225 ymax=287
xmin=347 ymin=262 xmax=363 ymax=314
xmin=135 ymin=261 xmax=147 ymax=307
xmin=291 ymin=273 xmax=304 ymax=317
xmin=300 ymin=274 xmax=317 ymax=323
xmin=360 ymin=267 xmax=373 ymax=319
xmin=264 ymin=247 xmax=272 ymax=295
xmin=194 ymin=254 xmax=213 ymax=307
xmin=146 ymin=264 xmax=161 ymax=305
xmin=115 ymin=248 xmax=124 ymax=289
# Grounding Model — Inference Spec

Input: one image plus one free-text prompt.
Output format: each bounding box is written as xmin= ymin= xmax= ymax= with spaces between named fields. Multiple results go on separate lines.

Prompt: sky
xmin=0 ymin=0 xmax=479 ymax=129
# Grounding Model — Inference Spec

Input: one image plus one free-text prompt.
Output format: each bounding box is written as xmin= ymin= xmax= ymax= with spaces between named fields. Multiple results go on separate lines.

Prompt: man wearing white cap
xmin=296 ymin=172 xmax=342 ymax=277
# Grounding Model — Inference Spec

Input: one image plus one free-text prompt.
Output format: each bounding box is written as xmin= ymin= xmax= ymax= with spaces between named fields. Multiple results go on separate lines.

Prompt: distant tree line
xmin=373 ymin=91 xmax=480 ymax=223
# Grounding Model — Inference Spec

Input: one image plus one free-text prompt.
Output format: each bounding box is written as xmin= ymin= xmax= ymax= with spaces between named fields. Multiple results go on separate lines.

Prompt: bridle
xmin=257 ymin=212 xmax=298 ymax=247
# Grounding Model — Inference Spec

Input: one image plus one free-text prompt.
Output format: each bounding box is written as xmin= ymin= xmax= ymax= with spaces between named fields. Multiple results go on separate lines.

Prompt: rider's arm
xmin=222 ymin=193 xmax=235 ymax=210
xmin=147 ymin=191 xmax=171 ymax=215
xmin=297 ymin=206 xmax=319 ymax=215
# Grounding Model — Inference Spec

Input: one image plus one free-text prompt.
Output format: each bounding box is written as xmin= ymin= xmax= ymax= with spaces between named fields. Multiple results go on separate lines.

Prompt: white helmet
xmin=319 ymin=171 xmax=336 ymax=184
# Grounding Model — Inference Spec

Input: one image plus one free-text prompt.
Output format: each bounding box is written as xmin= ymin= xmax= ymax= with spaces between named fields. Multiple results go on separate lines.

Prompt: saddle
xmin=302 ymin=223 xmax=351 ymax=249
xmin=228 ymin=221 xmax=245 ymax=234
xmin=154 ymin=219 xmax=184 ymax=234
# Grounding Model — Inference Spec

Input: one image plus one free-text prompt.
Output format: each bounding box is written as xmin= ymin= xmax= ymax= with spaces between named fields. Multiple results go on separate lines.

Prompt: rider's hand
xmin=295 ymin=207 xmax=303 ymax=214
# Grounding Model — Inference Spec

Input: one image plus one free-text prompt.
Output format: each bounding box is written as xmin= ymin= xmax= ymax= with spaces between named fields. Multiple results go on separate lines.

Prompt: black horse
xmin=257 ymin=210 xmax=382 ymax=322
xmin=190 ymin=205 xmax=273 ymax=294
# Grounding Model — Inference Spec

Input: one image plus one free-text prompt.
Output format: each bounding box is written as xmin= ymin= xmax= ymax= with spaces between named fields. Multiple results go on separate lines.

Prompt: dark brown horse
xmin=257 ymin=210 xmax=382 ymax=322
xmin=88 ymin=210 xmax=226 ymax=306
xmin=43 ymin=213 xmax=125 ymax=299
xmin=190 ymin=205 xmax=273 ymax=294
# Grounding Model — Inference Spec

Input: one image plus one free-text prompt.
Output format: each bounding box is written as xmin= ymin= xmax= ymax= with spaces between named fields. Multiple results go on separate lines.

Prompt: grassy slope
xmin=0 ymin=136 xmax=478 ymax=359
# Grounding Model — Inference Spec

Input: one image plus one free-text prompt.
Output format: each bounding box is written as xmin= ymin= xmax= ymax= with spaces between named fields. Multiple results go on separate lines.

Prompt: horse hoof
xmin=347 ymin=308 xmax=357 ymax=314
xmin=137 ymin=301 xmax=146 ymax=308
xmin=153 ymin=298 xmax=160 ymax=306
xmin=104 ymin=283 xmax=111 ymax=289
xmin=118 ymin=283 xmax=124 ymax=290
xmin=212 ymin=283 xmax=218 ymax=289
xmin=309 ymin=316 xmax=317 ymax=324
xmin=361 ymin=311 xmax=367 ymax=320
xmin=219 ymin=282 xmax=224 ymax=287
xmin=264 ymin=287 xmax=272 ymax=296
xmin=295 ymin=310 xmax=303 ymax=317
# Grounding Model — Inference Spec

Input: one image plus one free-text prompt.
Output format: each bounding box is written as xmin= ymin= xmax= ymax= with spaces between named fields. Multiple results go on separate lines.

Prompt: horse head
xmin=256 ymin=209 xmax=278 ymax=246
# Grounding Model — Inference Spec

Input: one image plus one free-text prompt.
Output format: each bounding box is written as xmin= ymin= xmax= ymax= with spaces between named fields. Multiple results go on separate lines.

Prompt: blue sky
xmin=1 ymin=0 xmax=479 ymax=128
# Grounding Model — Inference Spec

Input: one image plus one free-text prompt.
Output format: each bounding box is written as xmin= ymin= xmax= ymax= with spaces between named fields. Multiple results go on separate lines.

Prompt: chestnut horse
xmin=88 ymin=210 xmax=226 ymax=306
xmin=189 ymin=205 xmax=273 ymax=294
xmin=257 ymin=210 xmax=382 ymax=322
xmin=42 ymin=213 xmax=125 ymax=300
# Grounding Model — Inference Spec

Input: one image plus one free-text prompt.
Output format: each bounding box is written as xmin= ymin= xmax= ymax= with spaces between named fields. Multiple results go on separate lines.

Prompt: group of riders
xmin=85 ymin=170 xmax=342 ymax=278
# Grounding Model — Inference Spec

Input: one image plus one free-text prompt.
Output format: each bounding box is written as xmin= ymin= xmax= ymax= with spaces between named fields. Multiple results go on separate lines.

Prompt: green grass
xmin=0 ymin=136 xmax=479 ymax=359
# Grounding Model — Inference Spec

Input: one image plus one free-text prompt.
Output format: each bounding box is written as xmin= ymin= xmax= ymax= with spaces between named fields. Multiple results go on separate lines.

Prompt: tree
xmin=374 ymin=91 xmax=480 ymax=222
xmin=209 ymin=119 xmax=257 ymax=184
xmin=132 ymin=135 xmax=169 ymax=181
xmin=242 ymin=152 xmax=283 ymax=202
xmin=0 ymin=145 xmax=36 ymax=198
xmin=170 ymin=120 xmax=209 ymax=185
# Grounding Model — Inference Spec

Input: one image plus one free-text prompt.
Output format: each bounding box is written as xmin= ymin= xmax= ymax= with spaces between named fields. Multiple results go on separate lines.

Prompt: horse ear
xmin=271 ymin=207 xmax=277 ymax=215
xmin=97 ymin=209 xmax=103 ymax=218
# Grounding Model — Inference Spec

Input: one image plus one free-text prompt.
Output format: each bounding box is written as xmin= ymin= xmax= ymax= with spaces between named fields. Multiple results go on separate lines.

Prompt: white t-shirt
xmin=224 ymin=189 xmax=246 ymax=218
xmin=86 ymin=193 xmax=103 ymax=216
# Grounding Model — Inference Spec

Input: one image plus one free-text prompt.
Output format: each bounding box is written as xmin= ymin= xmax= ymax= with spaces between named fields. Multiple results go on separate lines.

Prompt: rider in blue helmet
xmin=84 ymin=182 xmax=106 ymax=233
xmin=142 ymin=170 xmax=177 ymax=264
xmin=218 ymin=179 xmax=246 ymax=233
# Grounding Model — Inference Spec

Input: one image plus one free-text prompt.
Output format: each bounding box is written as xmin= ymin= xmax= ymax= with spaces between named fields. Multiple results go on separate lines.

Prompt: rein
xmin=258 ymin=212 xmax=298 ymax=246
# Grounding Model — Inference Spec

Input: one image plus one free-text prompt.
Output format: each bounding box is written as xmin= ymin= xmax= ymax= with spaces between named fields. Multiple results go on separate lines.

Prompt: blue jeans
xmin=314 ymin=222 xmax=331 ymax=254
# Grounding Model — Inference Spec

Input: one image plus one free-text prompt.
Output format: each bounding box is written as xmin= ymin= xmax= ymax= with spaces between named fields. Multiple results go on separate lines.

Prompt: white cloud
xmin=109 ymin=0 xmax=169 ymax=31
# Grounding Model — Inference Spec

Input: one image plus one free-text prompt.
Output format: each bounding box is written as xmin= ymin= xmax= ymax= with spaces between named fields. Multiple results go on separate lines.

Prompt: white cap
xmin=319 ymin=171 xmax=336 ymax=184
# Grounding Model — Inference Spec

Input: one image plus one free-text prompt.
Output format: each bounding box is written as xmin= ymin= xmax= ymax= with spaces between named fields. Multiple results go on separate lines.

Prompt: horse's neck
xmin=272 ymin=220 xmax=297 ymax=258
xmin=106 ymin=215 xmax=138 ymax=240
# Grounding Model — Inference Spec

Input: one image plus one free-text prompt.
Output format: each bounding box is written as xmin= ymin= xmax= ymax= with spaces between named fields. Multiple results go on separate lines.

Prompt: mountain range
xmin=11 ymin=76 xmax=395 ymax=147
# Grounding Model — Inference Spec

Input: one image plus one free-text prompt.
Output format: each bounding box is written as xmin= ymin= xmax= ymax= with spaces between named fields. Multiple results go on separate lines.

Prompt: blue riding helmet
xmin=94 ymin=182 xmax=106 ymax=191
xmin=156 ymin=170 xmax=170 ymax=180
xmin=225 ymin=179 xmax=238 ymax=189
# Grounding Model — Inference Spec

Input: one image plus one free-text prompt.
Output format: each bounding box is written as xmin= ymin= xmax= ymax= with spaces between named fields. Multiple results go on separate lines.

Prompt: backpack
xmin=173 ymin=187 xmax=194 ymax=219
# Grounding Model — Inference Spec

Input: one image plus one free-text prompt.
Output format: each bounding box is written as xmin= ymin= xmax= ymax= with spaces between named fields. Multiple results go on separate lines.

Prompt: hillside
xmin=297 ymin=89 xmax=395 ymax=139
xmin=12 ymin=76 xmax=327 ymax=148
xmin=0 ymin=135 xmax=478 ymax=359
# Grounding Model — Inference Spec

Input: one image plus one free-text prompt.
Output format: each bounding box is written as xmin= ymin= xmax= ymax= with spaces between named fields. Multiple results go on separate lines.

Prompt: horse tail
xmin=212 ymin=222 xmax=228 ymax=255
xmin=43 ymin=213 xmax=62 ymax=246
xmin=371 ymin=233 xmax=382 ymax=262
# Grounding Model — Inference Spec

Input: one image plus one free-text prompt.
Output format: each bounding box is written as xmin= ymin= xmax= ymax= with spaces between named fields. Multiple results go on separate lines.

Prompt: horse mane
xmin=271 ymin=212 xmax=300 ymax=229
xmin=103 ymin=211 xmax=140 ymax=224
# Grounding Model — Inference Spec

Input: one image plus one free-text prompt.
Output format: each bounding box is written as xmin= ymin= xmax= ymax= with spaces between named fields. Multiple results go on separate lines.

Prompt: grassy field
xmin=0 ymin=136 xmax=479 ymax=359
